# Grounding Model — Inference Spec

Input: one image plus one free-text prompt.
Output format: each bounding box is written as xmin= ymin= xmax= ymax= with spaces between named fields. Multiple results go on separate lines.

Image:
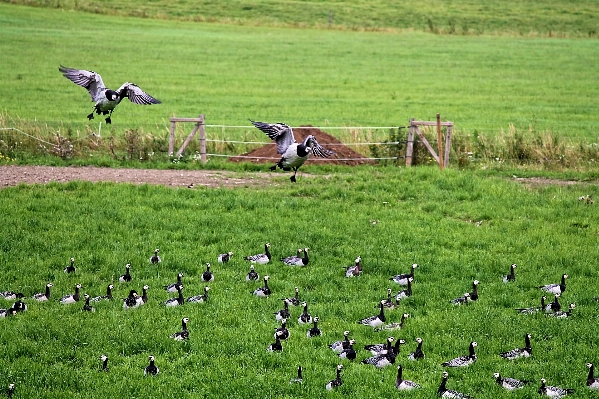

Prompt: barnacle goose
xmin=218 ymin=252 xmax=233 ymax=263
xmin=7 ymin=383 xmax=15 ymax=399
xmin=345 ymin=256 xmax=362 ymax=277
xmin=396 ymin=365 xmax=421 ymax=390
xmin=538 ymin=274 xmax=568 ymax=295
xmin=442 ymin=342 xmax=477 ymax=367
xmin=361 ymin=350 xmax=396 ymax=368
xmin=32 ymin=283 xmax=53 ymax=302
xmin=546 ymin=294 xmax=561 ymax=312
xmin=516 ymin=296 xmax=546 ymax=314
xmin=500 ymin=333 xmax=532 ymax=360
xmin=0 ymin=291 xmax=24 ymax=300
xmin=364 ymin=337 xmax=395 ymax=356
xmin=170 ymin=317 xmax=190 ymax=341
xmin=60 ymin=284 xmax=82 ymax=304
xmin=150 ymin=249 xmax=161 ymax=264
xmin=0 ymin=308 xmax=16 ymax=318
xmin=165 ymin=286 xmax=184 ymax=307
xmin=246 ymin=265 xmax=259 ymax=282
xmin=281 ymin=248 xmax=303 ymax=265
xmin=244 ymin=243 xmax=271 ymax=264
xmin=8 ymin=301 xmax=27 ymax=314
xmin=187 ymin=286 xmax=210 ymax=303
xmin=380 ymin=288 xmax=396 ymax=309
xmin=408 ymin=337 xmax=425 ymax=361
xmin=282 ymin=248 xmax=309 ymax=267
xmin=164 ymin=273 xmax=184 ymax=293
xmin=503 ymin=263 xmax=517 ymax=282
xmin=201 ymin=263 xmax=214 ymax=282
xmin=91 ymin=284 xmax=113 ymax=302
xmin=469 ymin=280 xmax=479 ymax=301
xmin=339 ymin=340 xmax=357 ymax=360
xmin=494 ymin=373 xmax=529 ymax=390
xmin=358 ymin=301 xmax=386 ymax=328
xmin=329 ymin=330 xmax=351 ymax=353
xmin=99 ymin=354 xmax=108 ymax=372
xmin=119 ymin=264 xmax=132 ymax=283
xmin=290 ymin=366 xmax=303 ymax=384
xmin=250 ymin=120 xmax=335 ymax=182
xmin=586 ymin=363 xmax=599 ymax=390
xmin=64 ymin=257 xmax=76 ymax=274
xmin=59 ymin=65 xmax=161 ymax=124
xmin=268 ymin=330 xmax=284 ymax=352
xmin=306 ymin=316 xmax=321 ymax=338
xmin=376 ymin=313 xmax=409 ymax=332
xmin=253 ymin=276 xmax=271 ymax=297
xmin=390 ymin=264 xmax=418 ymax=285
xmin=325 ymin=365 xmax=343 ymax=390
xmin=144 ymin=355 xmax=159 ymax=376
xmin=438 ymin=371 xmax=471 ymax=398
xmin=123 ymin=290 xmax=139 ymax=309
xmin=548 ymin=303 xmax=575 ymax=318
xmin=282 ymin=287 xmax=300 ymax=306
xmin=275 ymin=319 xmax=290 ymax=340
xmin=298 ymin=302 xmax=312 ymax=324
xmin=275 ymin=299 xmax=291 ymax=321
xmin=82 ymin=294 xmax=96 ymax=312
xmin=136 ymin=285 xmax=149 ymax=306
xmin=538 ymin=378 xmax=573 ymax=398
xmin=450 ymin=292 xmax=470 ymax=305
xmin=395 ymin=278 xmax=413 ymax=301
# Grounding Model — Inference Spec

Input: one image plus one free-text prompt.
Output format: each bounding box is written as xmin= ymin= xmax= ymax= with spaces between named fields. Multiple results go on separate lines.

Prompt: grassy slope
xmin=0 ymin=4 xmax=599 ymax=140
xmin=0 ymin=167 xmax=598 ymax=398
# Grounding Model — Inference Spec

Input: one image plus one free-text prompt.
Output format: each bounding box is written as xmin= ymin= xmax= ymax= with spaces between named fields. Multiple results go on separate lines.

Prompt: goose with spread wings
xmin=59 ymin=65 xmax=161 ymax=124
xmin=250 ymin=120 xmax=335 ymax=182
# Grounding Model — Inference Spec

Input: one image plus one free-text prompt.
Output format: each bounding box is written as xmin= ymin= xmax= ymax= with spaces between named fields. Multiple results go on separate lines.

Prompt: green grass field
xmin=0 ymin=168 xmax=598 ymax=398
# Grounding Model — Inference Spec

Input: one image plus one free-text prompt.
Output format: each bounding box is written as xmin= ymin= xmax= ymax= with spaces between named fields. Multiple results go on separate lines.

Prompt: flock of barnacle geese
xmin=0 ymin=245 xmax=597 ymax=398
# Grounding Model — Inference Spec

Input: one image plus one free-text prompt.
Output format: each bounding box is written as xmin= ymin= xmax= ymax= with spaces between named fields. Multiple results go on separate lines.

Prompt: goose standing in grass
xmin=91 ymin=284 xmax=113 ymax=302
xmin=306 ymin=316 xmax=321 ymax=338
xmin=246 ymin=265 xmax=259 ymax=282
xmin=165 ymin=286 xmax=184 ymax=307
xmin=290 ymin=366 xmax=303 ymax=384
xmin=469 ymin=280 xmax=479 ymax=301
xmin=390 ymin=264 xmax=418 ymax=286
xmin=187 ymin=286 xmax=210 ymax=303
xmin=201 ymin=263 xmax=214 ymax=282
xmin=282 ymin=248 xmax=309 ymax=267
xmin=442 ymin=342 xmax=478 ymax=367
xmin=0 ymin=291 xmax=23 ymax=300
xmin=503 ymin=263 xmax=517 ymax=282
xmin=218 ymin=252 xmax=233 ymax=263
xmin=395 ymin=365 xmax=421 ymax=390
xmin=123 ymin=290 xmax=139 ymax=309
xmin=345 ymin=256 xmax=362 ymax=277
xmin=275 ymin=299 xmax=291 ymax=321
xmin=298 ymin=302 xmax=312 ymax=324
xmin=59 ymin=65 xmax=161 ymax=124
xmin=329 ymin=331 xmax=351 ymax=353
xmin=32 ymin=283 xmax=53 ymax=302
xmin=244 ymin=243 xmax=271 ymax=264
xmin=282 ymin=287 xmax=300 ymax=306
xmin=250 ymin=119 xmax=335 ymax=182
xmin=586 ymin=363 xmax=599 ymax=390
xmin=253 ymin=276 xmax=271 ymax=297
xmin=339 ymin=340 xmax=357 ymax=360
xmin=395 ymin=278 xmax=413 ymax=301
xmin=539 ymin=274 xmax=568 ymax=295
xmin=136 ymin=285 xmax=149 ymax=306
xmin=358 ymin=301 xmax=386 ymax=328
xmin=119 ymin=264 xmax=132 ymax=283
xmin=82 ymin=294 xmax=96 ymax=312
xmin=364 ymin=337 xmax=395 ymax=356
xmin=538 ymin=378 xmax=573 ymax=398
xmin=516 ymin=296 xmax=547 ymax=314
xmin=268 ymin=330 xmax=284 ymax=352
xmin=170 ymin=317 xmax=190 ymax=341
xmin=380 ymin=288 xmax=396 ymax=309
xmin=99 ymin=355 xmax=108 ymax=372
xmin=275 ymin=319 xmax=290 ymax=340
xmin=164 ymin=273 xmax=183 ymax=293
xmin=64 ymin=257 xmax=76 ymax=274
xmin=325 ymin=365 xmax=343 ymax=390
xmin=376 ymin=313 xmax=409 ymax=332
xmin=150 ymin=249 xmax=161 ymax=264
xmin=7 ymin=384 xmax=15 ymax=399
xmin=548 ymin=303 xmax=575 ymax=318
xmin=493 ymin=373 xmax=529 ymax=390
xmin=450 ymin=292 xmax=470 ymax=305
xmin=408 ymin=337 xmax=425 ymax=361
xmin=60 ymin=284 xmax=82 ymax=304
xmin=144 ymin=356 xmax=159 ymax=376
xmin=500 ymin=333 xmax=532 ymax=359
xmin=437 ymin=371 xmax=471 ymax=398
xmin=546 ymin=294 xmax=561 ymax=312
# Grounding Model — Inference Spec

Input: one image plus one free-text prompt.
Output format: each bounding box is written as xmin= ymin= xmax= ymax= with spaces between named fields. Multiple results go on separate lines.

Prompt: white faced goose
xmin=538 ymin=274 xmax=568 ymax=295
xmin=586 ymin=363 xmax=599 ymax=390
xmin=91 ymin=284 xmax=113 ymax=302
xmin=494 ymin=373 xmax=529 ymax=390
xmin=60 ymin=284 xmax=82 ymax=304
xmin=500 ymin=333 xmax=532 ymax=360
xmin=201 ymin=263 xmax=214 ymax=282
xmin=253 ymin=276 xmax=271 ymax=297
xmin=218 ymin=252 xmax=233 ymax=263
xmin=119 ymin=264 xmax=132 ymax=283
xmin=306 ymin=317 xmax=321 ymax=338
xmin=170 ymin=317 xmax=190 ymax=341
xmin=329 ymin=331 xmax=350 ymax=353
xmin=165 ymin=286 xmax=184 ymax=307
xmin=538 ymin=378 xmax=573 ymax=398
xmin=246 ymin=265 xmax=259 ymax=282
xmin=390 ymin=264 xmax=418 ymax=286
xmin=82 ymin=294 xmax=96 ymax=312
xmin=358 ymin=301 xmax=386 ymax=328
xmin=32 ymin=283 xmax=53 ymax=302
xmin=442 ymin=342 xmax=477 ymax=367
xmin=99 ymin=355 xmax=108 ymax=372
xmin=437 ymin=371 xmax=471 ymax=398
xmin=144 ymin=355 xmax=159 ymax=376
xmin=164 ymin=273 xmax=183 ymax=293
xmin=503 ymin=263 xmax=517 ymax=282
xmin=64 ymin=257 xmax=76 ymax=274
xmin=298 ymin=302 xmax=312 ymax=325
xmin=395 ymin=364 xmax=421 ymax=390
xmin=345 ymin=256 xmax=362 ymax=277
xmin=408 ymin=337 xmax=425 ymax=361
xmin=150 ymin=249 xmax=161 ymax=264
xmin=244 ymin=243 xmax=271 ymax=264
xmin=325 ymin=365 xmax=343 ymax=390
xmin=187 ymin=286 xmax=210 ymax=303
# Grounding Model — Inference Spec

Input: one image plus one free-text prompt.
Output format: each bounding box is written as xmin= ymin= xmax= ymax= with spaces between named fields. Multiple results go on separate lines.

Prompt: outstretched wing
xmin=116 ymin=82 xmax=161 ymax=105
xmin=250 ymin=120 xmax=295 ymax=154
xmin=59 ymin=65 xmax=106 ymax=102
xmin=305 ymin=135 xmax=335 ymax=158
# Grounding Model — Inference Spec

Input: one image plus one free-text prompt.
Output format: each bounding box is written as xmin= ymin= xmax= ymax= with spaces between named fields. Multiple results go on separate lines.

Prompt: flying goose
xmin=442 ymin=342 xmax=477 ymax=367
xmin=64 ymin=257 xmax=76 ymax=274
xmin=144 ymin=356 xmax=159 ymax=376
xmin=218 ymin=252 xmax=233 ymax=263
xmin=538 ymin=378 xmax=573 ymax=398
xmin=164 ymin=273 xmax=184 ymax=293
xmin=494 ymin=373 xmax=529 ymax=390
xmin=91 ymin=284 xmax=113 ymax=302
xmin=170 ymin=317 xmax=190 ymax=341
xmin=32 ymin=283 xmax=53 ymax=302
xmin=503 ymin=263 xmax=517 ymax=282
xmin=250 ymin=120 xmax=335 ymax=182
xmin=396 ymin=365 xmax=421 ymax=390
xmin=59 ymin=65 xmax=161 ymax=124
xmin=150 ymin=249 xmax=161 ymax=264
xmin=500 ymin=333 xmax=532 ymax=360
xmin=539 ymin=274 xmax=568 ymax=295
xmin=253 ymin=276 xmax=271 ymax=297
xmin=390 ymin=264 xmax=418 ymax=285
xmin=437 ymin=371 xmax=471 ymax=398
xmin=325 ymin=365 xmax=343 ymax=390
xmin=244 ymin=243 xmax=271 ymax=264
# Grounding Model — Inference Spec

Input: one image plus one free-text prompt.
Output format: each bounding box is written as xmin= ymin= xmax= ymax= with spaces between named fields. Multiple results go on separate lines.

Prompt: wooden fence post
xmin=406 ymin=118 xmax=415 ymax=167
xmin=444 ymin=125 xmax=452 ymax=167
xmin=199 ymin=114 xmax=206 ymax=163
xmin=437 ymin=113 xmax=444 ymax=170
xmin=168 ymin=120 xmax=176 ymax=156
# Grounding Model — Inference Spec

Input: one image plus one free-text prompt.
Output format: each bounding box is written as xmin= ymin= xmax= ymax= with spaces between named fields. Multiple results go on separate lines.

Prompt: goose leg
xmin=290 ymin=168 xmax=298 ymax=182
xmin=105 ymin=110 xmax=113 ymax=124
